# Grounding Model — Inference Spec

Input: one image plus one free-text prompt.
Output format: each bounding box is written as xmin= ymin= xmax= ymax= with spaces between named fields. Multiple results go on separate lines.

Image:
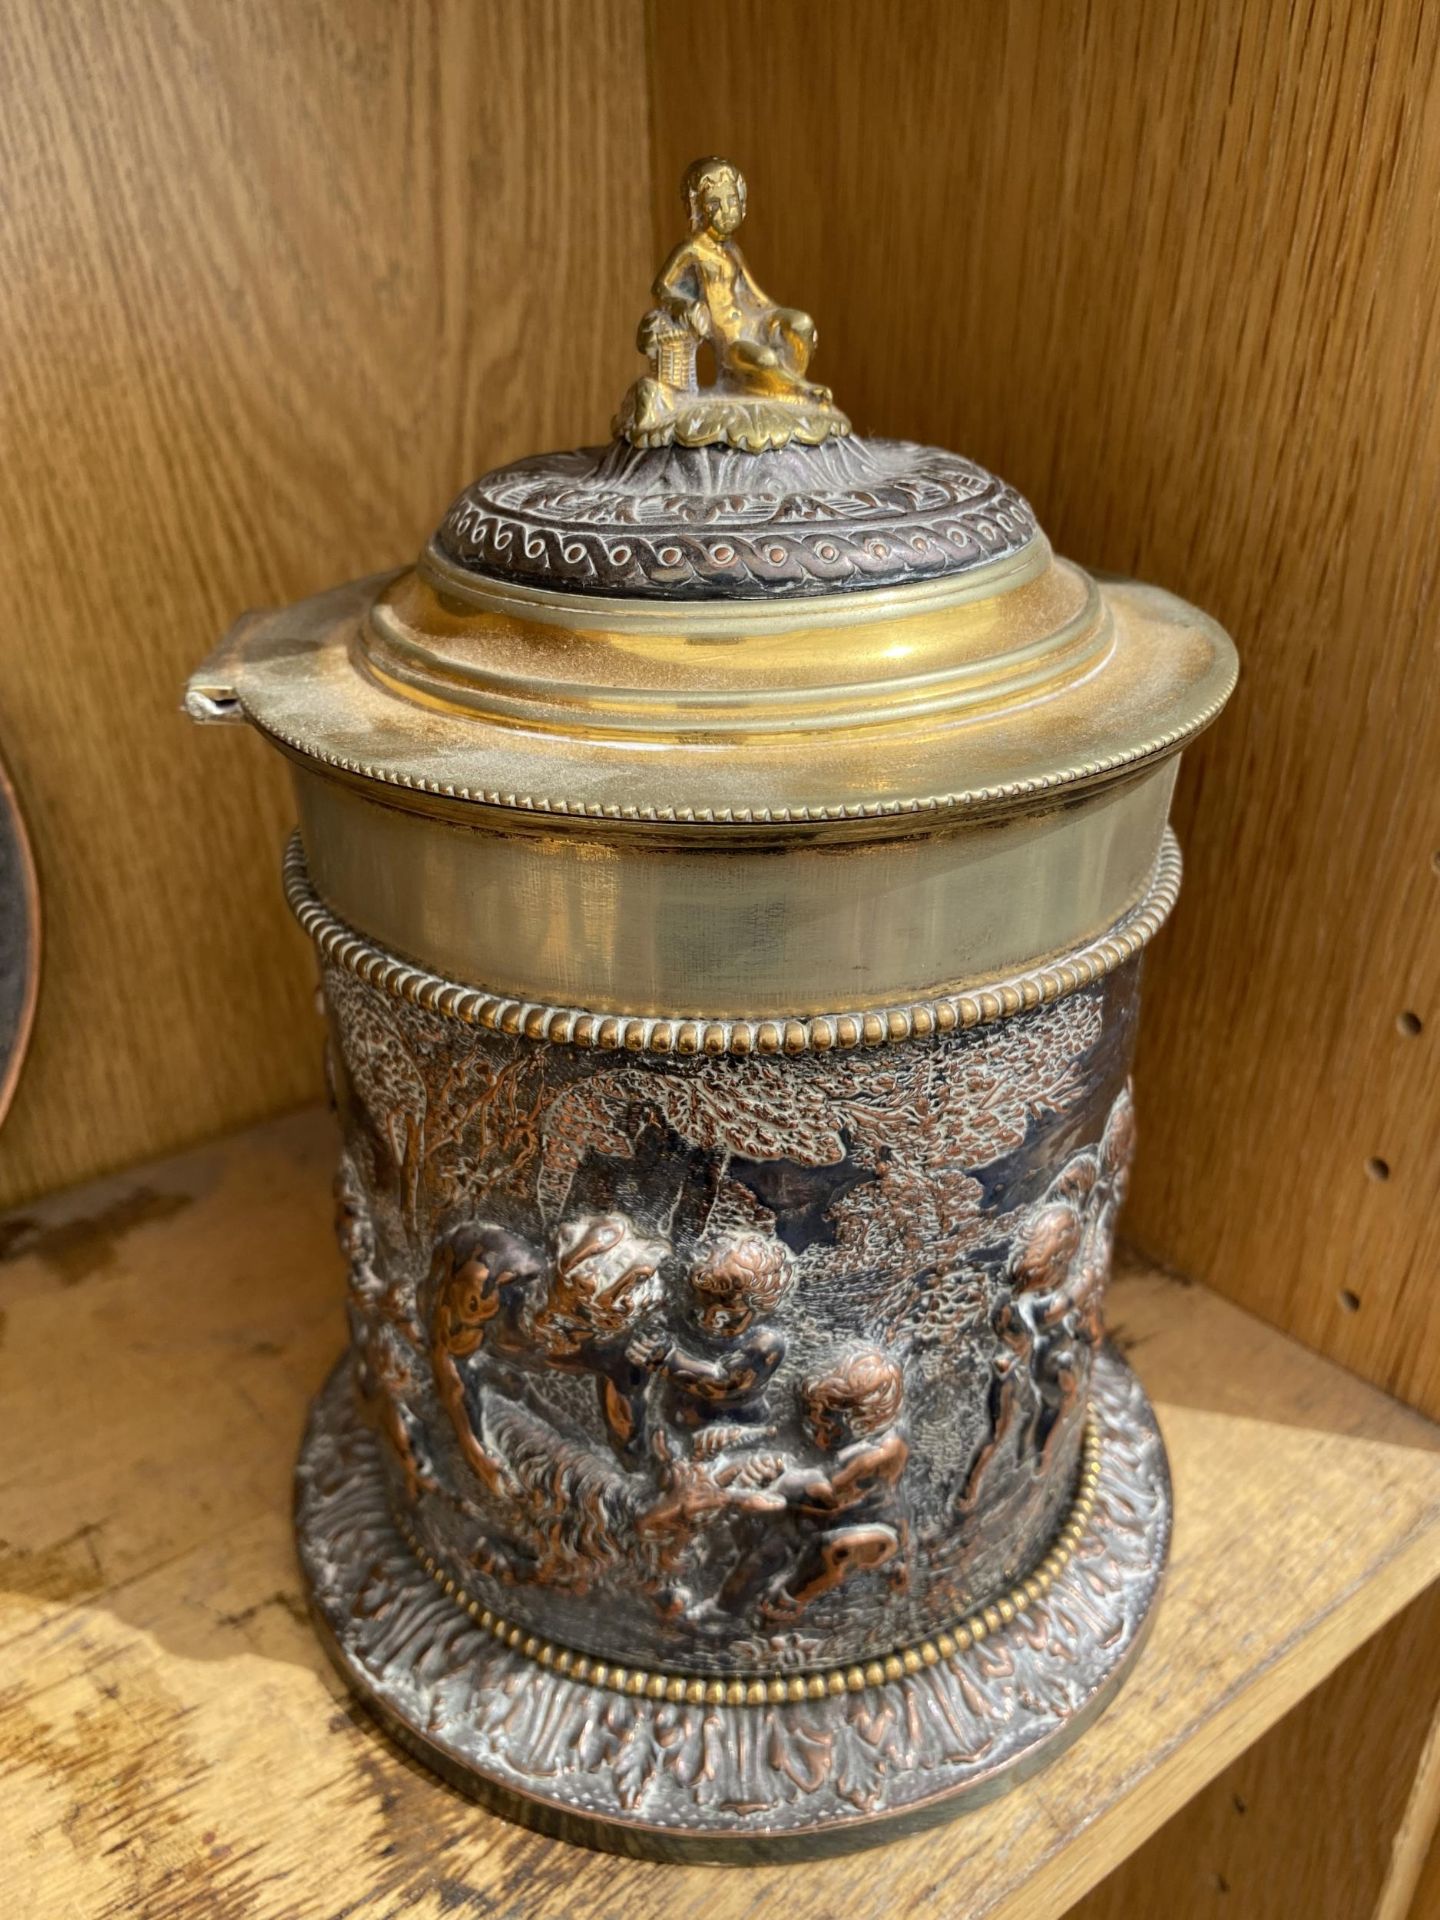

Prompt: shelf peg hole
xmin=1366 ymin=1157 xmax=1391 ymax=1183
xmin=1397 ymin=1010 xmax=1423 ymax=1037
xmin=1338 ymin=1288 xmax=1361 ymax=1314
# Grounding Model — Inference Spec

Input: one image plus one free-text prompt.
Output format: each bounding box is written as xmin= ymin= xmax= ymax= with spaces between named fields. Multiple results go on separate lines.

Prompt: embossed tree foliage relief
xmin=327 ymin=966 xmax=549 ymax=1232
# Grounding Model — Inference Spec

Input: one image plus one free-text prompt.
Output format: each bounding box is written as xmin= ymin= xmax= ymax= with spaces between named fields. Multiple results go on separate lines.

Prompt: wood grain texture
xmin=1069 ymin=1582 xmax=1440 ymax=1920
xmin=1406 ymin=1797 xmax=1440 ymax=1920
xmin=1375 ymin=1668 xmax=1440 ymax=1919
xmin=0 ymin=0 xmax=651 ymax=1209
xmin=645 ymin=0 xmax=1440 ymax=1418
xmin=5 ymin=1109 xmax=1440 ymax=1918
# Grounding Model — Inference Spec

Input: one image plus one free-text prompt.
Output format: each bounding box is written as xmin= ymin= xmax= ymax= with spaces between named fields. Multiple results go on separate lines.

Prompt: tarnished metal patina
xmin=0 ymin=748 xmax=39 ymax=1131
xmin=187 ymin=160 xmax=1236 ymax=1859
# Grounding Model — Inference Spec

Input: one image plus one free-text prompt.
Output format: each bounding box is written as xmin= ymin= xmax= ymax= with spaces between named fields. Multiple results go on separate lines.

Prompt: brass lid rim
xmin=283 ymin=826 xmax=1181 ymax=1053
xmin=200 ymin=567 xmax=1237 ymax=831
xmin=251 ymin=676 xmax=1231 ymax=826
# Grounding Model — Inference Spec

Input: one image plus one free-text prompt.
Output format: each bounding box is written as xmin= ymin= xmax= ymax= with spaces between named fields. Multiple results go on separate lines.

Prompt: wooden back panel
xmin=645 ymin=0 xmax=1440 ymax=1415
xmin=0 ymin=0 xmax=650 ymax=1207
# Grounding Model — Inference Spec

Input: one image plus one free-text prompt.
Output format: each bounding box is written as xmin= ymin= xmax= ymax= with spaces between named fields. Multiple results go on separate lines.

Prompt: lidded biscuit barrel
xmin=186 ymin=157 xmax=1236 ymax=1859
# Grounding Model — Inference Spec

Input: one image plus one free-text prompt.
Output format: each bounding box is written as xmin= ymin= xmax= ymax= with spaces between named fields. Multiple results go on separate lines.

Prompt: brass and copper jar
xmin=187 ymin=158 xmax=1236 ymax=1859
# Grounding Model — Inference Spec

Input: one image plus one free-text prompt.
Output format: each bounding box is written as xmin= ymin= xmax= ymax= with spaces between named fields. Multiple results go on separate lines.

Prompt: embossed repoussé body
xmin=289 ymin=854 xmax=1174 ymax=1855
xmin=320 ymin=902 xmax=1140 ymax=1677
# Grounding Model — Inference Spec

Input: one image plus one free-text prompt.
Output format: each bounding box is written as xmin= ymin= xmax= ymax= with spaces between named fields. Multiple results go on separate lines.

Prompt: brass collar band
xmin=283 ymin=826 xmax=1179 ymax=1054
xmin=394 ymin=1417 xmax=1101 ymax=1704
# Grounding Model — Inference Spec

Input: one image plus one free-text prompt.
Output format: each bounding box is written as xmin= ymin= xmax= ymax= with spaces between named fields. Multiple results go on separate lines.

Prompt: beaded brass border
xmin=255 ymin=698 xmax=1231 ymax=825
xmin=392 ymin=1416 xmax=1101 ymax=1706
xmin=284 ymin=830 xmax=1179 ymax=1056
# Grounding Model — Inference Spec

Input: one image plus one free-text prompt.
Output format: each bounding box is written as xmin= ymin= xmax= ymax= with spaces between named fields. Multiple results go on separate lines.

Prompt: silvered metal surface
xmin=0 ymin=750 xmax=39 ymax=1128
xmin=433 ymin=437 xmax=1036 ymax=599
xmin=321 ymin=918 xmax=1141 ymax=1679
xmin=296 ymin=1343 xmax=1169 ymax=1860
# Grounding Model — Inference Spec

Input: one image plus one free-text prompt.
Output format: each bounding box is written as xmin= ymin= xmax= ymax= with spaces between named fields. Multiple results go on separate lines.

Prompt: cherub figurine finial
xmin=614 ymin=157 xmax=851 ymax=454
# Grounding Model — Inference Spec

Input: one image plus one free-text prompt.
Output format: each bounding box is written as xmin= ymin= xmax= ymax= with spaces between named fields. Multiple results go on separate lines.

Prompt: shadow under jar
xmin=186 ymin=158 xmax=1236 ymax=1861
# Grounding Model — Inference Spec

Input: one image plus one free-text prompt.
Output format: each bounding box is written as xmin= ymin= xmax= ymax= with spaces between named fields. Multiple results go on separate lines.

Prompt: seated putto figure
xmin=635 ymin=1230 xmax=795 ymax=1432
xmin=713 ymin=1346 xmax=910 ymax=1623
xmin=614 ymin=157 xmax=851 ymax=452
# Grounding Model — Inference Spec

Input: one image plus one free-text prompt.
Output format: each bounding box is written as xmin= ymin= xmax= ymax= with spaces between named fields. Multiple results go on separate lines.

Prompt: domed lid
xmin=189 ymin=158 xmax=1236 ymax=833
xmin=431 ymin=436 xmax=1038 ymax=603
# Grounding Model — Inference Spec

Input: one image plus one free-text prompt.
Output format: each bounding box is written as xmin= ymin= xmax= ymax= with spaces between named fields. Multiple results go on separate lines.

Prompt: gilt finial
xmin=613 ymin=158 xmax=851 ymax=454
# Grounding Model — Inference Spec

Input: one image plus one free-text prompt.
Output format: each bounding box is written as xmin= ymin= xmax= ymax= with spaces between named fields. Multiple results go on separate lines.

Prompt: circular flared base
xmin=295 ymin=1347 xmax=1171 ymax=1863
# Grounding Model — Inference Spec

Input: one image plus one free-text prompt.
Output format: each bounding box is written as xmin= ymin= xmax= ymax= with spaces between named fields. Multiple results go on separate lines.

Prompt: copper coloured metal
xmin=0 ymin=748 xmax=39 ymax=1130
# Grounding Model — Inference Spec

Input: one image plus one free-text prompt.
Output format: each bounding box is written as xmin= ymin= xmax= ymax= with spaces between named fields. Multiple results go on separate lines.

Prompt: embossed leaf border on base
xmin=295 ymin=1346 xmax=1171 ymax=1862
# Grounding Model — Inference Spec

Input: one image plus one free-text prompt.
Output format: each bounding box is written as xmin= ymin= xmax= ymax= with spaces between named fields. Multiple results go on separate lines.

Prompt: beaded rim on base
xmin=296 ymin=1350 xmax=1170 ymax=1859
xmin=283 ymin=829 xmax=1179 ymax=1056
xmin=393 ymin=1414 xmax=1101 ymax=1706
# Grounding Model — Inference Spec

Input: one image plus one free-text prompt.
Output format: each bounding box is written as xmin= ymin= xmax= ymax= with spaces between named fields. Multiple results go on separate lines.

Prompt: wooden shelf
xmin=5 ymin=1109 xmax=1440 ymax=1917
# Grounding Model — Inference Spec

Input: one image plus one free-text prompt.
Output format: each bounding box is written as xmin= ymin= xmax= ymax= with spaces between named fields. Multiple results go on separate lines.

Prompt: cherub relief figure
xmin=335 ymin=1156 xmax=432 ymax=1501
xmin=420 ymin=1177 xmax=921 ymax=1628
xmin=424 ymin=1230 xmax=635 ymax=1595
xmin=635 ymin=1231 xmax=795 ymax=1434
xmin=958 ymin=1202 xmax=1086 ymax=1511
xmin=960 ymin=1082 xmax=1136 ymax=1510
xmin=625 ymin=1229 xmax=804 ymax=1615
xmin=522 ymin=1214 xmax=671 ymax=1461
xmin=716 ymin=1347 xmax=910 ymax=1623
xmin=632 ymin=1427 xmax=788 ymax=1619
xmin=428 ymin=1211 xmax=670 ymax=1502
